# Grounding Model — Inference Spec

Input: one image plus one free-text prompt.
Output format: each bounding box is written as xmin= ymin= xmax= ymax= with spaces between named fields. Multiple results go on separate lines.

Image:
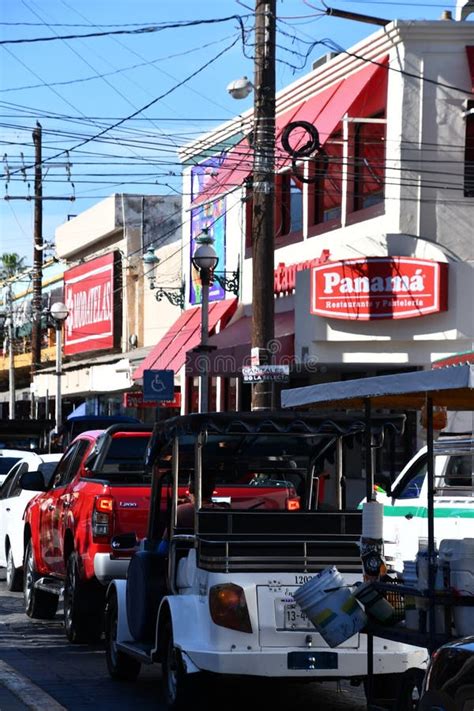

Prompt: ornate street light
xmin=192 ymin=234 xmax=219 ymax=413
xmin=49 ymin=301 xmax=69 ymax=434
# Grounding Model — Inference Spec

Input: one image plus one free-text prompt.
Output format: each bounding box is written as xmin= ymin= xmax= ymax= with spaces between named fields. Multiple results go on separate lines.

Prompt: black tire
xmin=64 ymin=552 xmax=104 ymax=644
xmin=6 ymin=546 xmax=23 ymax=592
xmin=394 ymin=668 xmax=425 ymax=711
xmin=365 ymin=672 xmax=401 ymax=709
xmin=105 ymin=591 xmax=141 ymax=681
xmin=161 ymin=621 xmax=203 ymax=710
xmin=23 ymin=540 xmax=58 ymax=619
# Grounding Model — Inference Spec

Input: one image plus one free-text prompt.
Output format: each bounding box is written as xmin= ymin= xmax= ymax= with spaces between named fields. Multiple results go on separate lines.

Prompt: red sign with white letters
xmin=64 ymin=252 xmax=116 ymax=355
xmin=310 ymin=257 xmax=448 ymax=320
xmin=123 ymin=391 xmax=181 ymax=409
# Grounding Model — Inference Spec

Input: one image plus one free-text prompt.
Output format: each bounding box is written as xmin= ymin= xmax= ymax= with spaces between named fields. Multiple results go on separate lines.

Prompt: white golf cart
xmin=104 ymin=412 xmax=425 ymax=709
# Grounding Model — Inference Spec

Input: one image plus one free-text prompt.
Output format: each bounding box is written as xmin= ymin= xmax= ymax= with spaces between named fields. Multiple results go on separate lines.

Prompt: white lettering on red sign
xmin=274 ymin=249 xmax=330 ymax=295
xmin=64 ymin=252 xmax=116 ymax=355
xmin=310 ymin=257 xmax=448 ymax=320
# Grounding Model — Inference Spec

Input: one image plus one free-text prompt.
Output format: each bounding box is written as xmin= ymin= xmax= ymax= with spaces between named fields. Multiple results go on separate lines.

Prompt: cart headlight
xmin=209 ymin=583 xmax=252 ymax=634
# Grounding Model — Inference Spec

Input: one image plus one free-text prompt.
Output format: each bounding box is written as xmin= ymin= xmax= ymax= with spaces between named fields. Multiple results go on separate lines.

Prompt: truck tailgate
xmin=111 ymin=487 xmax=151 ymax=538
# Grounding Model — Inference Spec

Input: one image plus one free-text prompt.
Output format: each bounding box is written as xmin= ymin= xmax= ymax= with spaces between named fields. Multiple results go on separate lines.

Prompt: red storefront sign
xmin=310 ymin=257 xmax=448 ymax=320
xmin=64 ymin=252 xmax=116 ymax=355
xmin=123 ymin=391 xmax=181 ymax=409
xmin=274 ymin=249 xmax=330 ymax=295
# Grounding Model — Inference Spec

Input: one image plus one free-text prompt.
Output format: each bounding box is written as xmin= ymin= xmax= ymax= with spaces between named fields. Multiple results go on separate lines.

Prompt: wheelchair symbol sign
xmin=143 ymin=369 xmax=174 ymax=402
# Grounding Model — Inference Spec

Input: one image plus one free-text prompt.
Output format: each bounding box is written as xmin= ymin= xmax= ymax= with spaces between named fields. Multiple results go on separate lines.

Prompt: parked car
xmin=0 ymin=452 xmax=62 ymax=591
xmin=0 ymin=449 xmax=33 ymax=487
xmin=21 ymin=424 xmax=153 ymax=643
xmin=419 ymin=636 xmax=474 ymax=711
xmin=375 ymin=434 xmax=474 ymax=573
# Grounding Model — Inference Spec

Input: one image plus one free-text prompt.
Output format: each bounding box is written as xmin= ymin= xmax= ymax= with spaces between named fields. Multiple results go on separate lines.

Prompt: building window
xmin=309 ymin=136 xmax=343 ymax=227
xmin=465 ymin=99 xmax=474 ymax=198
xmin=352 ymin=115 xmax=386 ymax=212
xmin=276 ymin=172 xmax=303 ymax=239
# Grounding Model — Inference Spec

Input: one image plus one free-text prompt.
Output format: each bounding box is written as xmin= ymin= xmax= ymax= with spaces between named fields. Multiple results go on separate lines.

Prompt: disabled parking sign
xmin=143 ymin=369 xmax=175 ymax=402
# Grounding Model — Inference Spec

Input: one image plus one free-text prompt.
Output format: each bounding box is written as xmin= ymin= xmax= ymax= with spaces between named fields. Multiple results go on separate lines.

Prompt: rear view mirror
xmin=19 ymin=470 xmax=47 ymax=492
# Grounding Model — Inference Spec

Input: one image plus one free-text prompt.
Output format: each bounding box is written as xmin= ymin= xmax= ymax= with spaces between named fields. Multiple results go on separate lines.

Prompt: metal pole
xmin=8 ymin=314 xmax=15 ymax=420
xmin=364 ymin=398 xmax=374 ymax=707
xmin=31 ymin=123 xmax=43 ymax=393
xmin=55 ymin=323 xmax=62 ymax=433
xmin=251 ymin=0 xmax=276 ymax=411
xmin=199 ymin=268 xmax=210 ymax=413
xmin=426 ymin=395 xmax=437 ymax=652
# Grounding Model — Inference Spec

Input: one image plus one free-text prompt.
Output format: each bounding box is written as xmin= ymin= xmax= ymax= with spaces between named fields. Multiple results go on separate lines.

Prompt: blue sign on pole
xmin=143 ymin=369 xmax=175 ymax=402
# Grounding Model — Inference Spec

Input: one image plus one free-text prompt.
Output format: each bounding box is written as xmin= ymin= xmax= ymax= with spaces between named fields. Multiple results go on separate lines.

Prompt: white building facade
xmin=178 ymin=19 xmax=473 ymax=415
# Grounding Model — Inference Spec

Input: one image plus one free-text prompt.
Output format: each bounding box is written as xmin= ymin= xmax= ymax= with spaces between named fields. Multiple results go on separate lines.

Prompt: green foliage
xmin=0 ymin=253 xmax=28 ymax=280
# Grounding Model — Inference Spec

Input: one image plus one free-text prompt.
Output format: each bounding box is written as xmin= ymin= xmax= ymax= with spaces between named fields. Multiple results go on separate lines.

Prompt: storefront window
xmin=352 ymin=115 xmax=386 ymax=212
xmin=276 ymin=172 xmax=303 ymax=237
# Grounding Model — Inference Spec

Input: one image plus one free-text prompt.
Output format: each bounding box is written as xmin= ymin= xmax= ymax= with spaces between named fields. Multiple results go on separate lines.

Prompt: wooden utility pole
xmin=30 ymin=122 xmax=43 ymax=402
xmin=251 ymin=0 xmax=276 ymax=411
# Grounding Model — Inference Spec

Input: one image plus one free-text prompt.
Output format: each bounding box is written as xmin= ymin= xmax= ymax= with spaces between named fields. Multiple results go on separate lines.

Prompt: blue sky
xmin=0 ymin=0 xmax=461 ymax=263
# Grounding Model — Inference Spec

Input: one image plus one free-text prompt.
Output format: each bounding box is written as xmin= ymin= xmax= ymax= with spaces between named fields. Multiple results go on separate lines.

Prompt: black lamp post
xmin=192 ymin=235 xmax=219 ymax=413
xmin=49 ymin=301 xmax=69 ymax=434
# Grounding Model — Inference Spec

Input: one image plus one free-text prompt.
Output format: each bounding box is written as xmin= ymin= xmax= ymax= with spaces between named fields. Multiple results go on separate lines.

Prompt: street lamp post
xmin=50 ymin=301 xmax=69 ymax=434
xmin=192 ymin=235 xmax=218 ymax=413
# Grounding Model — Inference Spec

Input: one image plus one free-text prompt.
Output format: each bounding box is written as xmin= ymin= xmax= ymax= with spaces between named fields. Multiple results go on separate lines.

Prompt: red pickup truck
xmin=20 ymin=424 xmax=153 ymax=643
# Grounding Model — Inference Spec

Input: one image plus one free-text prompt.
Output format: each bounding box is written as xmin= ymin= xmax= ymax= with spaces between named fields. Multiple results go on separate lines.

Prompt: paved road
xmin=0 ymin=570 xmax=367 ymax=711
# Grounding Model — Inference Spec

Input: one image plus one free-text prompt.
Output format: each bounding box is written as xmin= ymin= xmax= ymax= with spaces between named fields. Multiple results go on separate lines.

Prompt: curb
xmin=0 ymin=660 xmax=67 ymax=711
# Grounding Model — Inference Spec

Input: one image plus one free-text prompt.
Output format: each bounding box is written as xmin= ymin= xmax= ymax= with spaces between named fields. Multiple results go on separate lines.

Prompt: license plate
xmin=283 ymin=603 xmax=314 ymax=630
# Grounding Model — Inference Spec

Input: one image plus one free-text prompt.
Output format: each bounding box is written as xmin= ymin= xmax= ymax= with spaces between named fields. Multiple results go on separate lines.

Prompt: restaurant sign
xmin=64 ymin=252 xmax=117 ymax=355
xmin=310 ymin=257 xmax=448 ymax=320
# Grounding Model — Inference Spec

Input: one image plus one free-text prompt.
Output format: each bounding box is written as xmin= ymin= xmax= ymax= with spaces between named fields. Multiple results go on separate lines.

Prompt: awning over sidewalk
xmin=192 ymin=57 xmax=388 ymax=208
xmin=467 ymin=46 xmax=474 ymax=92
xmin=132 ymin=299 xmax=237 ymax=383
xmin=186 ymin=310 xmax=294 ymax=377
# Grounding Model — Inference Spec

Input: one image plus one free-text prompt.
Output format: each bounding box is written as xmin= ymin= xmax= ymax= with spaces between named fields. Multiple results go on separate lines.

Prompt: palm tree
xmin=0 ymin=253 xmax=28 ymax=280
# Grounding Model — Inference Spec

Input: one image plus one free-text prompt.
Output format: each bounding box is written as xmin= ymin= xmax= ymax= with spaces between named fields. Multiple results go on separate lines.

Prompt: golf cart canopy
xmin=281 ymin=364 xmax=474 ymax=411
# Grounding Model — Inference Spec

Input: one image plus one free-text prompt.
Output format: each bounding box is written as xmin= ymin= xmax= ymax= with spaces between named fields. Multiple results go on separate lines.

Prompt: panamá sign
xmin=310 ymin=257 xmax=448 ymax=320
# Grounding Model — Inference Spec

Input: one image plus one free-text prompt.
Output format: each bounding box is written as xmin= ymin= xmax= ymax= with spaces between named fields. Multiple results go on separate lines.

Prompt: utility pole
xmin=30 ymin=121 xmax=43 ymax=413
xmin=251 ymin=0 xmax=276 ymax=411
xmin=6 ymin=286 xmax=15 ymax=419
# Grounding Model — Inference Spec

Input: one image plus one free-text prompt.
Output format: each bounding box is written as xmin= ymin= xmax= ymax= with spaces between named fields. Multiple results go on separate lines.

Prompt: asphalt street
xmin=0 ymin=569 xmax=367 ymax=711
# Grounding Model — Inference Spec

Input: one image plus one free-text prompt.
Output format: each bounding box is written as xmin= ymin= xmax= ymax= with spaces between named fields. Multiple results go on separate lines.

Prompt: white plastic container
xmin=441 ymin=538 xmax=474 ymax=636
xmin=402 ymin=560 xmax=419 ymax=630
xmin=292 ymin=566 xmax=367 ymax=648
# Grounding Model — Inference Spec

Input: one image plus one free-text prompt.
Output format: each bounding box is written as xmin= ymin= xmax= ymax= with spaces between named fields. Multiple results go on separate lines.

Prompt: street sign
xmin=143 ymin=369 xmax=175 ymax=402
xmin=242 ymin=364 xmax=290 ymax=383
xmin=123 ymin=391 xmax=181 ymax=409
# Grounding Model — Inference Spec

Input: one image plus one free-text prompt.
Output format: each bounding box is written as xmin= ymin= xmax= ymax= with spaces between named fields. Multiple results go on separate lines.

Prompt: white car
xmin=0 ymin=449 xmax=33 ymax=487
xmin=0 ymin=452 xmax=62 ymax=591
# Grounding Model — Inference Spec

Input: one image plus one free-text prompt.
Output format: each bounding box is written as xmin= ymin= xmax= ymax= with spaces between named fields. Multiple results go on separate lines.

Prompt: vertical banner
xmin=190 ymin=198 xmax=226 ymax=305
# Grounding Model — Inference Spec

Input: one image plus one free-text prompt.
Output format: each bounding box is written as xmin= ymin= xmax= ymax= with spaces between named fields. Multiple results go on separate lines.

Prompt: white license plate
xmin=284 ymin=603 xmax=314 ymax=630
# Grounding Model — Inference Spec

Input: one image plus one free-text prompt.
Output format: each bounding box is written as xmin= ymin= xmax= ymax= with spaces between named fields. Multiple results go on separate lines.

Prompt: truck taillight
xmin=286 ymin=497 xmax=300 ymax=511
xmin=209 ymin=583 xmax=252 ymax=634
xmin=92 ymin=495 xmax=114 ymax=538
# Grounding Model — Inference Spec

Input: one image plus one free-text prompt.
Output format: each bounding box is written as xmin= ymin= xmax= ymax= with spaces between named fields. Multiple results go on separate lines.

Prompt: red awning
xmin=467 ymin=46 xmax=474 ymax=92
xmin=192 ymin=57 xmax=388 ymax=207
xmin=133 ymin=298 xmax=237 ymax=383
xmin=186 ymin=310 xmax=294 ymax=377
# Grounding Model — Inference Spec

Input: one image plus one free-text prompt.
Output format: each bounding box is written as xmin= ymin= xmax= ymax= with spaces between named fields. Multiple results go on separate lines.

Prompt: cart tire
xmin=161 ymin=621 xmax=203 ymax=710
xmin=394 ymin=668 xmax=425 ymax=711
xmin=6 ymin=546 xmax=23 ymax=592
xmin=23 ymin=540 xmax=58 ymax=619
xmin=105 ymin=591 xmax=141 ymax=681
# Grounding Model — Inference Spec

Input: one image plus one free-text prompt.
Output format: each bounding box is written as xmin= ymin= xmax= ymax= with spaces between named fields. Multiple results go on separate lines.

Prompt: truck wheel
xmin=105 ymin=591 xmax=141 ymax=681
xmin=394 ymin=668 xmax=425 ymax=711
xmin=23 ymin=540 xmax=58 ymax=619
xmin=6 ymin=546 xmax=23 ymax=592
xmin=64 ymin=552 xmax=103 ymax=644
xmin=162 ymin=621 xmax=203 ymax=710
